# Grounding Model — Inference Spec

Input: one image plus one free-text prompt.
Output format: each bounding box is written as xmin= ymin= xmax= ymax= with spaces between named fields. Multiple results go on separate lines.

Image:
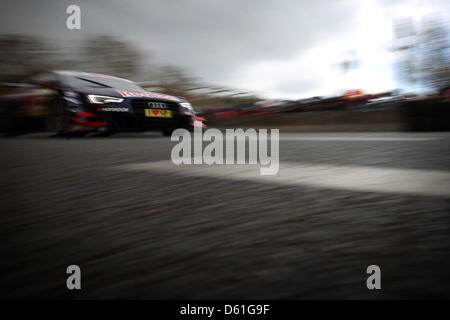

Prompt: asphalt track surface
xmin=0 ymin=131 xmax=449 ymax=299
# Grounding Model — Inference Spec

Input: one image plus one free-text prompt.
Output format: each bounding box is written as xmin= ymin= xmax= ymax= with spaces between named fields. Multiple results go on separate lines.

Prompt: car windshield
xmin=64 ymin=73 xmax=143 ymax=91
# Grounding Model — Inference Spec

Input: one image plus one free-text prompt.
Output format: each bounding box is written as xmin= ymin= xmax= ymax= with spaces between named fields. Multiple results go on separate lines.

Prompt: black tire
xmin=45 ymin=94 xmax=68 ymax=134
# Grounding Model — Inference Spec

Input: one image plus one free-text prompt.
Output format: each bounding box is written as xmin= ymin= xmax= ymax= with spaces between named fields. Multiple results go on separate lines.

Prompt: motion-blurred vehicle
xmin=0 ymin=71 xmax=205 ymax=136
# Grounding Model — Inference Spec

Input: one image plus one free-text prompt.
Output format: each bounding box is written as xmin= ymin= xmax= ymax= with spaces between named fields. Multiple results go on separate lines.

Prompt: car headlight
xmin=180 ymin=102 xmax=193 ymax=111
xmin=87 ymin=95 xmax=124 ymax=104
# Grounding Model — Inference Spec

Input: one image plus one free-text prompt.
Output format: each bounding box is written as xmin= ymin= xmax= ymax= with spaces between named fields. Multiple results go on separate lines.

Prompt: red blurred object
xmin=343 ymin=89 xmax=365 ymax=99
xmin=70 ymin=117 xmax=107 ymax=127
xmin=76 ymin=112 xmax=98 ymax=118
xmin=192 ymin=116 xmax=206 ymax=122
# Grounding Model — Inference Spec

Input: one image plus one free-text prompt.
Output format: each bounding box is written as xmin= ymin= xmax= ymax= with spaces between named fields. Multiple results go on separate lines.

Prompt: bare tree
xmin=393 ymin=15 xmax=450 ymax=92
xmin=0 ymin=35 xmax=61 ymax=82
xmin=81 ymin=35 xmax=143 ymax=80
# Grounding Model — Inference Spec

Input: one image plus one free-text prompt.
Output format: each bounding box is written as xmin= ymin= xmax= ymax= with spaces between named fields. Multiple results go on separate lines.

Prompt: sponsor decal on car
xmin=116 ymin=90 xmax=181 ymax=102
xmin=97 ymin=107 xmax=129 ymax=112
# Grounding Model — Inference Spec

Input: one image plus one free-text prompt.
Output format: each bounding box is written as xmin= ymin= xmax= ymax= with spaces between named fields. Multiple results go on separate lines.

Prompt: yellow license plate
xmin=144 ymin=109 xmax=172 ymax=118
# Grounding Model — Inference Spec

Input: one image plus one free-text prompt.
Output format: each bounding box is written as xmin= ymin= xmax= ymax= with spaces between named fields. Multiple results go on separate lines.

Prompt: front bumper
xmin=66 ymin=97 xmax=205 ymax=133
xmin=69 ymin=110 xmax=202 ymax=133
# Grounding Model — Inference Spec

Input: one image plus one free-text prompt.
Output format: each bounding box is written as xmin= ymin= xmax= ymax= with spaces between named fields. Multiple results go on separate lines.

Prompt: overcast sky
xmin=0 ymin=0 xmax=448 ymax=98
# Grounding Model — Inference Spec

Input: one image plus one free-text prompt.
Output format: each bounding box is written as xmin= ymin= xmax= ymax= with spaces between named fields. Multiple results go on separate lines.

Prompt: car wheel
xmin=45 ymin=95 xmax=68 ymax=134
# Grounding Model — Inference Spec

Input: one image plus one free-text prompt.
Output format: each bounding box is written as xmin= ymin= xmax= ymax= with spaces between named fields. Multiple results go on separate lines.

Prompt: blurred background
xmin=0 ymin=0 xmax=450 ymax=299
xmin=0 ymin=0 xmax=448 ymax=118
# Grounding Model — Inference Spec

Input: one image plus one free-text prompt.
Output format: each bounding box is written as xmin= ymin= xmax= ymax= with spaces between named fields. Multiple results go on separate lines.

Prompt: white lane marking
xmin=118 ymin=161 xmax=450 ymax=197
xmin=187 ymin=136 xmax=438 ymax=142
xmin=278 ymin=136 xmax=438 ymax=142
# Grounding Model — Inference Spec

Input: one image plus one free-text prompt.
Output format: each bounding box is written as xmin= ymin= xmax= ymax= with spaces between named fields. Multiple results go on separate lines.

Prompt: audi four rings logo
xmin=148 ymin=102 xmax=167 ymax=109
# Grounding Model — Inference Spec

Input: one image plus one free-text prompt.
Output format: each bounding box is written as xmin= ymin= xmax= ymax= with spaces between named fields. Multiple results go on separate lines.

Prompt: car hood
xmin=78 ymin=87 xmax=184 ymax=103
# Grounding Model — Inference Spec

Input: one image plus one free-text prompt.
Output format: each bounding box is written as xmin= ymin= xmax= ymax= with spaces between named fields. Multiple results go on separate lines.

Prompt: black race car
xmin=0 ymin=70 xmax=205 ymax=136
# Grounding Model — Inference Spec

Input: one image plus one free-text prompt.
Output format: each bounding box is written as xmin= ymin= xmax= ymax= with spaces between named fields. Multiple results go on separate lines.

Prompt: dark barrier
xmin=206 ymin=108 xmax=404 ymax=132
xmin=400 ymin=100 xmax=450 ymax=131
xmin=206 ymin=101 xmax=450 ymax=132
